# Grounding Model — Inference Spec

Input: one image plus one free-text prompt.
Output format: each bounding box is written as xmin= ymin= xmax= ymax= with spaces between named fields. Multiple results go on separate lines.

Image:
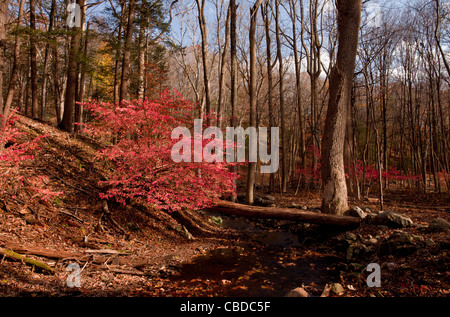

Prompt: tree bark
xmin=229 ymin=0 xmax=238 ymax=202
xmin=59 ymin=0 xmax=85 ymax=132
xmin=0 ymin=0 xmax=7 ymax=127
xmin=217 ymin=2 xmax=231 ymax=128
xmin=40 ymin=0 xmax=56 ymax=122
xmin=30 ymin=0 xmax=39 ymax=119
xmin=246 ymin=0 xmax=264 ymax=205
xmin=262 ymin=1 xmax=275 ymax=192
xmin=210 ymin=200 xmax=360 ymax=227
xmin=321 ymin=0 xmax=361 ymax=215
xmin=274 ymin=0 xmax=287 ymax=193
xmin=195 ymin=0 xmax=211 ymax=124
xmin=119 ymin=0 xmax=136 ymax=102
xmin=3 ymin=0 xmax=25 ymax=126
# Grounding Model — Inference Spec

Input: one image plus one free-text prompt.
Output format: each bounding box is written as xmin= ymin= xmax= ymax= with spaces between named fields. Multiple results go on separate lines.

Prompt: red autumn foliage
xmin=0 ymin=110 xmax=62 ymax=202
xmin=296 ymin=145 xmax=420 ymax=185
xmin=81 ymin=90 xmax=238 ymax=212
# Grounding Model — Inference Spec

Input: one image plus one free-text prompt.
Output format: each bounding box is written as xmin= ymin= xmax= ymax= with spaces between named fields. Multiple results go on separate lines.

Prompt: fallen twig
xmin=59 ymin=209 xmax=84 ymax=223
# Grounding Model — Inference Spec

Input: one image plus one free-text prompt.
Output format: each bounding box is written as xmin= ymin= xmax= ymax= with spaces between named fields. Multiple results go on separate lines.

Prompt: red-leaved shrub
xmin=0 ymin=110 xmax=62 ymax=202
xmin=81 ymin=90 xmax=237 ymax=211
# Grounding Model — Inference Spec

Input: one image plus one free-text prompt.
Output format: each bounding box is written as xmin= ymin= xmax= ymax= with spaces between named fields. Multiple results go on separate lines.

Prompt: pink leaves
xmin=0 ymin=110 xmax=61 ymax=203
xmin=82 ymin=90 xmax=237 ymax=212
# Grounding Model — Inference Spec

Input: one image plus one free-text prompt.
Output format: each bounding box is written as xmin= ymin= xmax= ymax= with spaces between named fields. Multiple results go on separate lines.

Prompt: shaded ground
xmin=0 ymin=115 xmax=449 ymax=297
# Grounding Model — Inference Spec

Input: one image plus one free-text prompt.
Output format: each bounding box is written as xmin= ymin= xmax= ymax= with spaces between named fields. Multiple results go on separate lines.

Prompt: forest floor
xmin=0 ymin=115 xmax=449 ymax=297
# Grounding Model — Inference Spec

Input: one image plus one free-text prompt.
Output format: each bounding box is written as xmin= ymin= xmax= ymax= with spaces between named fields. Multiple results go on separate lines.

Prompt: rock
xmin=424 ymin=238 xmax=436 ymax=247
xmin=346 ymin=243 xmax=369 ymax=260
xmin=373 ymin=211 xmax=413 ymax=228
xmin=330 ymin=283 xmax=345 ymax=295
xmin=286 ymin=287 xmax=309 ymax=297
xmin=392 ymin=230 xmax=424 ymax=244
xmin=365 ymin=212 xmax=377 ymax=224
xmin=366 ymin=238 xmax=378 ymax=246
xmin=345 ymin=206 xmax=367 ymax=219
xmin=262 ymin=194 xmax=276 ymax=202
xmin=428 ymin=218 xmax=450 ymax=232
xmin=254 ymin=196 xmax=273 ymax=207
xmin=412 ymin=223 xmax=428 ymax=229
xmin=378 ymin=231 xmax=422 ymax=256
xmin=345 ymin=232 xmax=357 ymax=241
xmin=381 ymin=262 xmax=396 ymax=271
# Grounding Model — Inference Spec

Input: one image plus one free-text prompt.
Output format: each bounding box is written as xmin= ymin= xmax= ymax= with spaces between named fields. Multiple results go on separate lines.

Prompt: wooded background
xmin=0 ymin=0 xmax=448 ymax=206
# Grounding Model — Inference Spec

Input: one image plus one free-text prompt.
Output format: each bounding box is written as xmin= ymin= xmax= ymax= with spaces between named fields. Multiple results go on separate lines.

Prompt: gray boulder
xmin=262 ymin=194 xmax=276 ymax=202
xmin=378 ymin=230 xmax=423 ymax=256
xmin=285 ymin=287 xmax=309 ymax=297
xmin=345 ymin=206 xmax=367 ymax=219
xmin=428 ymin=218 xmax=450 ymax=232
xmin=373 ymin=211 xmax=413 ymax=228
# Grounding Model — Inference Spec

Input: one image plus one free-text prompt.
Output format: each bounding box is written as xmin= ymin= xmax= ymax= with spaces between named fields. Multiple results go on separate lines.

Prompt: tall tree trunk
xmin=434 ymin=0 xmax=450 ymax=79
xmin=0 ymin=0 xmax=8 ymax=128
xmin=262 ymin=1 xmax=275 ymax=192
xmin=137 ymin=23 xmax=146 ymax=100
xmin=113 ymin=1 xmax=125 ymax=103
xmin=137 ymin=0 xmax=148 ymax=101
xmin=321 ymin=0 xmax=362 ymax=215
xmin=275 ymin=0 xmax=287 ymax=193
xmin=59 ymin=0 xmax=85 ymax=132
xmin=246 ymin=0 xmax=264 ymax=205
xmin=119 ymin=0 xmax=136 ymax=102
xmin=287 ymin=0 xmax=306 ymax=193
xmin=195 ymin=0 xmax=211 ymax=124
xmin=75 ymin=21 xmax=89 ymax=134
xmin=3 ymin=0 xmax=25 ymax=125
xmin=30 ymin=0 xmax=39 ymax=119
xmin=41 ymin=0 xmax=57 ymax=122
xmin=217 ymin=3 xmax=231 ymax=128
xmin=229 ymin=0 xmax=238 ymax=203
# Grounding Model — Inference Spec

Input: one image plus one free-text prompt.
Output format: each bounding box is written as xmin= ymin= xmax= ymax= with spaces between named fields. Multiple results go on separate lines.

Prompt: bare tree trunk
xmin=30 ymin=0 xmax=39 ymax=119
xmin=137 ymin=24 xmax=146 ymax=100
xmin=119 ymin=0 xmax=136 ymax=102
xmin=113 ymin=1 xmax=125 ymax=103
xmin=286 ymin=0 xmax=306 ymax=193
xmin=195 ymin=0 xmax=211 ymax=124
xmin=229 ymin=0 xmax=238 ymax=203
xmin=217 ymin=3 xmax=231 ymax=128
xmin=275 ymin=0 xmax=287 ymax=193
xmin=59 ymin=0 xmax=85 ymax=132
xmin=262 ymin=1 xmax=275 ymax=192
xmin=137 ymin=0 xmax=148 ymax=101
xmin=434 ymin=0 xmax=450 ymax=79
xmin=3 ymin=0 xmax=25 ymax=126
xmin=321 ymin=0 xmax=361 ymax=215
xmin=75 ymin=21 xmax=89 ymax=134
xmin=0 ymin=0 xmax=8 ymax=129
xmin=246 ymin=0 xmax=264 ymax=205
xmin=40 ymin=0 xmax=57 ymax=122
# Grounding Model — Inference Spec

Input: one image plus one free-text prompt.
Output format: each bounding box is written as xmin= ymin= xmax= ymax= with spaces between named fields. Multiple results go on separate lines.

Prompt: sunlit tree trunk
xmin=321 ymin=0 xmax=362 ymax=215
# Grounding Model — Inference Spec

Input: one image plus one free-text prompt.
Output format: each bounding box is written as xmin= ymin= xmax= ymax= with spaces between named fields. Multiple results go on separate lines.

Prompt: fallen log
xmin=210 ymin=200 xmax=361 ymax=228
xmin=0 ymin=239 xmax=80 ymax=259
xmin=0 ymin=248 xmax=55 ymax=274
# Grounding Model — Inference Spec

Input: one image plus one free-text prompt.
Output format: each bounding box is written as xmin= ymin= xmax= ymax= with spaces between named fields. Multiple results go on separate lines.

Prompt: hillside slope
xmin=0 ymin=115 xmax=226 ymax=296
